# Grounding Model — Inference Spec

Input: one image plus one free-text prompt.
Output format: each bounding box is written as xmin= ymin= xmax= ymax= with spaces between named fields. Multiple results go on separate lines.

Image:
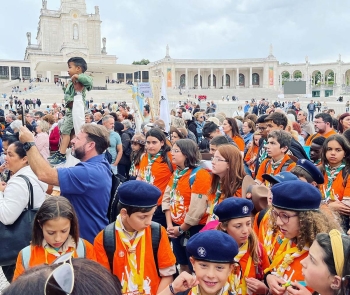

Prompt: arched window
xmin=73 ymin=24 xmax=79 ymax=40
xmin=222 ymin=74 xmax=230 ymax=87
xmin=180 ymin=74 xmax=186 ymax=87
xmin=208 ymin=74 xmax=216 ymax=87
xmin=194 ymin=74 xmax=202 ymax=87
xmin=239 ymin=74 xmax=245 ymax=86
xmin=252 ymin=73 xmax=259 ymax=86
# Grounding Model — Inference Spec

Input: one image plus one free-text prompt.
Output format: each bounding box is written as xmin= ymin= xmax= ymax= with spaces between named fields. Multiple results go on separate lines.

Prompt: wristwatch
xmin=23 ymin=142 xmax=36 ymax=152
xmin=178 ymin=226 xmax=185 ymax=235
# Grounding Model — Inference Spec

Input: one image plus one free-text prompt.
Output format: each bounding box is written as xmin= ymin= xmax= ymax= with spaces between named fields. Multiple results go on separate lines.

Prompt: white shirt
xmin=0 ymin=166 xmax=48 ymax=225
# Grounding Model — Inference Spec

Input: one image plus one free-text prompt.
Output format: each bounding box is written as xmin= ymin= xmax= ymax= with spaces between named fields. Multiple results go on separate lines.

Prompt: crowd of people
xmin=1 ymin=60 xmax=350 ymax=294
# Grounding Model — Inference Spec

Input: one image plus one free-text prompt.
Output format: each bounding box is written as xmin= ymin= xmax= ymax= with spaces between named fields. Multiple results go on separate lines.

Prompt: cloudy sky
xmin=1 ymin=0 xmax=349 ymax=65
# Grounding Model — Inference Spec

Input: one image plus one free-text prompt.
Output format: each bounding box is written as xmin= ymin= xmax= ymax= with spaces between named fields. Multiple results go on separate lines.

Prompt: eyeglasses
xmin=211 ymin=157 xmax=228 ymax=163
xmin=271 ymin=209 xmax=298 ymax=224
xmin=131 ymin=140 xmax=145 ymax=145
xmin=44 ymin=252 xmax=74 ymax=295
xmin=171 ymin=149 xmax=181 ymax=153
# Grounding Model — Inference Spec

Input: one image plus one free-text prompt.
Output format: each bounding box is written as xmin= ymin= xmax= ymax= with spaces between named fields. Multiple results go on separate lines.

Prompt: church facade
xmin=1 ymin=0 xmax=350 ymax=97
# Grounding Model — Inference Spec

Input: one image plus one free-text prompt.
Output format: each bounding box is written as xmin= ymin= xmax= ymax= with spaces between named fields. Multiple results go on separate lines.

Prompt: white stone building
xmin=1 ymin=0 xmax=350 ymax=97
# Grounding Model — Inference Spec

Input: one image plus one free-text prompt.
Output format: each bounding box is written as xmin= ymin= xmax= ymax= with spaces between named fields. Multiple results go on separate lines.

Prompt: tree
xmin=132 ymin=59 xmax=150 ymax=65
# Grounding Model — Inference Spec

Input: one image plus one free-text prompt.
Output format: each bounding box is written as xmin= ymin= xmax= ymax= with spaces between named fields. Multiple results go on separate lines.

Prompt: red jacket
xmin=49 ymin=125 xmax=60 ymax=151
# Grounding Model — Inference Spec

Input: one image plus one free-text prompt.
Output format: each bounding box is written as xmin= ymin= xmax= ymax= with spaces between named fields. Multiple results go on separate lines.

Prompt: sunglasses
xmin=131 ymin=140 xmax=145 ymax=145
xmin=44 ymin=252 xmax=75 ymax=295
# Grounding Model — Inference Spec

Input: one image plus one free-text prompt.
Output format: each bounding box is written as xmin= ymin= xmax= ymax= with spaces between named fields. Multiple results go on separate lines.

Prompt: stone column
xmin=140 ymin=71 xmax=143 ymax=82
xmin=249 ymin=67 xmax=253 ymax=88
xmin=198 ymin=68 xmax=201 ymax=89
xmin=236 ymin=68 xmax=239 ymax=88
xmin=20 ymin=68 xmax=23 ymax=80
xmin=9 ymin=66 xmax=11 ymax=81
xmin=223 ymin=68 xmax=226 ymax=89
xmin=185 ymin=68 xmax=188 ymax=90
xmin=124 ymin=72 xmax=126 ymax=83
xmin=210 ymin=68 xmax=213 ymax=89
xmin=132 ymin=72 xmax=134 ymax=83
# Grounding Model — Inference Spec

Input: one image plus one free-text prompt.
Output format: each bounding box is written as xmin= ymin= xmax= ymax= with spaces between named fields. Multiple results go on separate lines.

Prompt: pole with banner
xmin=159 ymin=75 xmax=170 ymax=133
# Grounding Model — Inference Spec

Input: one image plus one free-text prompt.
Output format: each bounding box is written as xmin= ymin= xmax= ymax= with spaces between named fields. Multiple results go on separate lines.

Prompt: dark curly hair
xmin=270 ymin=209 xmax=341 ymax=251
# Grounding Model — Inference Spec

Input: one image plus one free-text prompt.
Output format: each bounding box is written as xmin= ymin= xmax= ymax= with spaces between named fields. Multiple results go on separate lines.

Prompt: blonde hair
xmin=38 ymin=120 xmax=50 ymax=133
xmin=218 ymin=222 xmax=261 ymax=265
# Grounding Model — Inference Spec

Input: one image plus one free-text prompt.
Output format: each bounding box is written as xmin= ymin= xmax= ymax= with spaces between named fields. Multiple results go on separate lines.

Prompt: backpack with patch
xmin=21 ymin=237 xmax=86 ymax=271
xmin=103 ymin=221 xmax=161 ymax=276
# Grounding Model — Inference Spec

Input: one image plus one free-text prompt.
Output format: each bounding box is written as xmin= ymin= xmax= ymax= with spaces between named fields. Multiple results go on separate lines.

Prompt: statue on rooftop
xmin=95 ymin=6 xmax=99 ymax=15
xmin=42 ymin=0 xmax=47 ymax=9
xmin=101 ymin=37 xmax=107 ymax=54
xmin=166 ymin=44 xmax=170 ymax=57
xmin=26 ymin=32 xmax=31 ymax=45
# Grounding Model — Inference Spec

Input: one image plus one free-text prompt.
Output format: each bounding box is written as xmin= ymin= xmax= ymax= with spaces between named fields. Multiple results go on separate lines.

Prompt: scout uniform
xmin=264 ymin=182 xmax=322 ymax=292
xmin=214 ymin=198 xmax=270 ymax=295
xmin=94 ymin=181 xmax=176 ymax=295
xmin=13 ymin=236 xmax=95 ymax=281
xmin=175 ymin=230 xmax=239 ymax=295
xmin=256 ymin=154 xmax=296 ymax=186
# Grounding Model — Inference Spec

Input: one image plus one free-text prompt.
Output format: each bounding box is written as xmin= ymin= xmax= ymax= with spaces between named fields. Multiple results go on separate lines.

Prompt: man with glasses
xmin=177 ymin=107 xmax=186 ymax=118
xmin=25 ymin=113 xmax=37 ymax=130
xmin=305 ymin=113 xmax=336 ymax=146
xmin=297 ymin=110 xmax=314 ymax=141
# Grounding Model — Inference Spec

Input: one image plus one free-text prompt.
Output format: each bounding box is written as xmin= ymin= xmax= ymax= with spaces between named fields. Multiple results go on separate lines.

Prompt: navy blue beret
xmin=271 ymin=181 xmax=321 ymax=211
xmin=262 ymin=171 xmax=298 ymax=184
xmin=187 ymin=230 xmax=239 ymax=263
xmin=296 ymin=159 xmax=324 ymax=184
xmin=214 ymin=197 xmax=254 ymax=222
xmin=118 ymin=180 xmax=161 ymax=208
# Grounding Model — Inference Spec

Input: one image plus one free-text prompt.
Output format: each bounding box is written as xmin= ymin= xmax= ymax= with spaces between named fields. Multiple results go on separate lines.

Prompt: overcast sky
xmin=1 ymin=0 xmax=350 ymax=65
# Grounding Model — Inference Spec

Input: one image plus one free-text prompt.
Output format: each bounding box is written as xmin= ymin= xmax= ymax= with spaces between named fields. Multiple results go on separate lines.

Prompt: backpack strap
xmin=150 ymin=221 xmax=161 ymax=277
xmin=189 ymin=166 xmax=201 ymax=188
xmin=257 ymin=208 xmax=269 ymax=228
xmin=103 ymin=222 xmax=116 ymax=273
xmin=21 ymin=245 xmax=31 ymax=271
xmin=76 ymin=238 xmax=86 ymax=258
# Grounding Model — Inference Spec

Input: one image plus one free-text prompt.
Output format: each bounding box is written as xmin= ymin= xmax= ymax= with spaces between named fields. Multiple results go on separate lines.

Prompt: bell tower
xmin=60 ymin=0 xmax=87 ymax=14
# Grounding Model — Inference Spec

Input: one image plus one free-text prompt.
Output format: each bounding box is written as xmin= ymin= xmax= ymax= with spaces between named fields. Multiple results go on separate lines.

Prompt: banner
xmin=138 ymin=82 xmax=153 ymax=98
xmin=269 ymin=67 xmax=274 ymax=86
xmin=167 ymin=68 xmax=172 ymax=88
xmin=131 ymin=85 xmax=144 ymax=121
xmin=160 ymin=76 xmax=170 ymax=133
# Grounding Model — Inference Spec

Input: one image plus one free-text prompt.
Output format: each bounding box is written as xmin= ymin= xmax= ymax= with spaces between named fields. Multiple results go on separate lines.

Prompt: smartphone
xmin=21 ymin=106 xmax=25 ymax=126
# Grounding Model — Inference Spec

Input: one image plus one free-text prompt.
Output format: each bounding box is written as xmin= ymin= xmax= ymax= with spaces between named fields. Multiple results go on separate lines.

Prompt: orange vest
xmin=94 ymin=225 xmax=176 ymax=295
xmin=305 ymin=129 xmax=337 ymax=146
xmin=256 ymin=155 xmax=296 ymax=184
xmin=232 ymin=135 xmax=245 ymax=152
xmin=168 ymin=168 xmax=211 ymax=225
xmin=138 ymin=152 xmax=176 ymax=205
xmin=320 ymin=168 xmax=350 ymax=201
xmin=13 ymin=239 xmax=96 ymax=281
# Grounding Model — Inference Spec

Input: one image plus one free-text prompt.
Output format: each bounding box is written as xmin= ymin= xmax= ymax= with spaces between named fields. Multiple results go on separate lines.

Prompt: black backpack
xmin=107 ymin=173 xmax=127 ymax=223
xmin=123 ymin=129 xmax=135 ymax=157
xmin=103 ymin=221 xmax=161 ymax=276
